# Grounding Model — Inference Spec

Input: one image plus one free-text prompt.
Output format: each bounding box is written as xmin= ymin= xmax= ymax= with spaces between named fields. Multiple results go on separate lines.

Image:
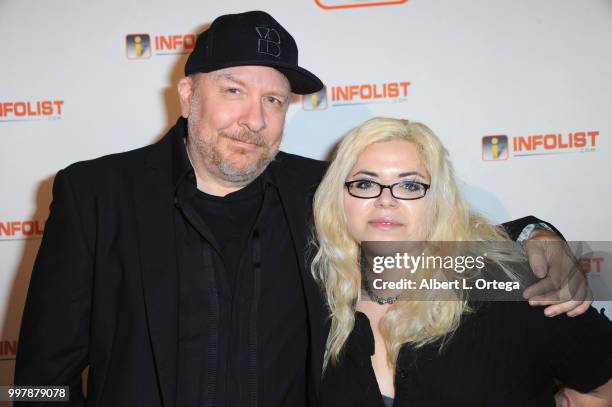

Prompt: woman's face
xmin=343 ymin=140 xmax=431 ymax=243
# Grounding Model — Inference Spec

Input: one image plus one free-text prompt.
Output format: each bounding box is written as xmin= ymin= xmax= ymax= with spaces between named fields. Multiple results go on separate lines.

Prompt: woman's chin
xmin=362 ymin=233 xmax=411 ymax=242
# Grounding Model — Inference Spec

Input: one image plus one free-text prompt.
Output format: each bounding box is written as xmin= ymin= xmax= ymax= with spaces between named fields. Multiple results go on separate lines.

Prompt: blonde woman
xmin=312 ymin=118 xmax=612 ymax=406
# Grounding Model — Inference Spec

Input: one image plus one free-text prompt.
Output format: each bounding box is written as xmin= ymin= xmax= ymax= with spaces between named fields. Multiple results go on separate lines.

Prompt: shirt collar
xmin=171 ymin=117 xmax=195 ymax=189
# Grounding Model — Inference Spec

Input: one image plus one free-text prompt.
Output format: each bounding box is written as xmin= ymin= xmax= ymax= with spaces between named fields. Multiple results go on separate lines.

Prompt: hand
xmin=521 ymin=229 xmax=593 ymax=317
xmin=555 ymin=380 xmax=612 ymax=407
xmin=554 ymin=388 xmax=570 ymax=407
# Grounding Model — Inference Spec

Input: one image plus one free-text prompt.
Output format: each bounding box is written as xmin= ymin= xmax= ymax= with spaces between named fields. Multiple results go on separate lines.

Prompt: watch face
xmin=315 ymin=0 xmax=407 ymax=10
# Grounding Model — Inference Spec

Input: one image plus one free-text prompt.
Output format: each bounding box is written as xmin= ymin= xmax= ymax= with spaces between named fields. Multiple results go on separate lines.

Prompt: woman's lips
xmin=368 ymin=218 xmax=403 ymax=230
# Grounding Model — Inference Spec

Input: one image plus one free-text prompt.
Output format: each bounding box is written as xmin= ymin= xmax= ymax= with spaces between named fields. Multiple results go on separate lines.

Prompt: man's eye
xmin=225 ymin=87 xmax=241 ymax=94
xmin=265 ymin=96 xmax=282 ymax=105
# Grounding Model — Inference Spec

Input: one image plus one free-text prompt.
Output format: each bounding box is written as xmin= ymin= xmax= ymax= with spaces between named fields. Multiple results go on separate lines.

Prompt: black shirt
xmin=191 ymin=177 xmax=262 ymax=290
xmin=320 ymin=302 xmax=612 ymax=406
xmin=172 ymin=138 xmax=309 ymax=406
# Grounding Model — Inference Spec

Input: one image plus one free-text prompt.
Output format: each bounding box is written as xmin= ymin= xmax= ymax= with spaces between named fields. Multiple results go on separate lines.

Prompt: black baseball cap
xmin=184 ymin=10 xmax=323 ymax=95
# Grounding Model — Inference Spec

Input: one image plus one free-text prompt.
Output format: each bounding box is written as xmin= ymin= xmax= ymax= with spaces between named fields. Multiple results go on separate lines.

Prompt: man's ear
xmin=177 ymin=77 xmax=194 ymax=118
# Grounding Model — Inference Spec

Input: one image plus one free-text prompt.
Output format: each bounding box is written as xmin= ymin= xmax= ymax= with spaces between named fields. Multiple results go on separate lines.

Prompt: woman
xmin=311 ymin=118 xmax=612 ymax=406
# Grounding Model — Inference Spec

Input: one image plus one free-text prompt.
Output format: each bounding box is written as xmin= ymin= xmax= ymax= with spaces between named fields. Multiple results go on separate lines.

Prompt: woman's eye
xmin=355 ymin=180 xmax=375 ymax=190
xmin=401 ymin=182 xmax=421 ymax=192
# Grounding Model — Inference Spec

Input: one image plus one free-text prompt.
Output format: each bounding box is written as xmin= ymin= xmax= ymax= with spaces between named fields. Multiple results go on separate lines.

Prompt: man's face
xmin=179 ymin=65 xmax=291 ymax=188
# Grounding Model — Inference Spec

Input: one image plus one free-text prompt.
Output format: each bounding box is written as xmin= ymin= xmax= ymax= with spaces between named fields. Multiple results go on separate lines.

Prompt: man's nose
xmin=238 ymin=98 xmax=266 ymax=133
xmin=374 ymin=187 xmax=398 ymax=208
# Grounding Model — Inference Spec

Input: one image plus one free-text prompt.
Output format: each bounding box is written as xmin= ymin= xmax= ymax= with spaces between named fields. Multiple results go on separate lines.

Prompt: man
xmin=15 ymin=10 xmax=591 ymax=407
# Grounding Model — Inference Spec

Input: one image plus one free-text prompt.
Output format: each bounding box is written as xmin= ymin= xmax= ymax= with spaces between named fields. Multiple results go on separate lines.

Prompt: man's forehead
xmin=207 ymin=66 xmax=291 ymax=92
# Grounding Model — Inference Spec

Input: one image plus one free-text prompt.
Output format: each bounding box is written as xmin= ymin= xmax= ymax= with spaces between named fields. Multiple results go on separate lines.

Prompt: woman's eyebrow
xmin=350 ymin=170 xmax=427 ymax=179
xmin=350 ymin=170 xmax=378 ymax=178
xmin=398 ymin=171 xmax=426 ymax=178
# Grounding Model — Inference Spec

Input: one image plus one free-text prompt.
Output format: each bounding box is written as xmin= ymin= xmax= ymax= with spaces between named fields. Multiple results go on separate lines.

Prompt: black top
xmin=320 ymin=302 xmax=612 ymax=407
xmin=172 ymin=136 xmax=309 ymax=406
xmin=191 ymin=175 xmax=262 ymax=289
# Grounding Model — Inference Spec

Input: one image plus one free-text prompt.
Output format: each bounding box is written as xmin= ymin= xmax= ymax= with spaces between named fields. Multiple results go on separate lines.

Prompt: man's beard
xmin=187 ymin=95 xmax=277 ymax=185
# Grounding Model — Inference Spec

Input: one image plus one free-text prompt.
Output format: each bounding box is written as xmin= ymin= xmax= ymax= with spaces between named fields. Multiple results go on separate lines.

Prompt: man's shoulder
xmin=62 ymin=138 xmax=165 ymax=179
xmin=57 ymin=137 xmax=170 ymax=195
xmin=273 ymin=151 xmax=328 ymax=180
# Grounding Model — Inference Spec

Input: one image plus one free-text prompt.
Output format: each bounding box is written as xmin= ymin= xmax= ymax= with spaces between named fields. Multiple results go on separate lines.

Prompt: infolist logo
xmin=482 ymin=135 xmax=509 ymax=161
xmin=0 ymin=100 xmax=64 ymax=122
xmin=512 ymin=131 xmax=599 ymax=156
xmin=302 ymin=87 xmax=328 ymax=111
xmin=483 ymin=131 xmax=600 ymax=161
xmin=331 ymin=81 xmax=410 ymax=105
xmin=0 ymin=340 xmax=17 ymax=357
xmin=0 ymin=220 xmax=45 ymax=241
xmin=304 ymin=81 xmax=411 ymax=111
xmin=126 ymin=34 xmax=152 ymax=59
xmin=315 ymin=0 xmax=407 ymax=10
xmin=126 ymin=33 xmax=196 ymax=59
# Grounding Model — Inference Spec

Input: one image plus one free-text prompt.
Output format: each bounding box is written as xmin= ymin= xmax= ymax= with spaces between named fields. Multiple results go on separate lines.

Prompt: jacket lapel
xmin=271 ymin=161 xmax=327 ymax=405
xmin=133 ymin=135 xmax=178 ymax=407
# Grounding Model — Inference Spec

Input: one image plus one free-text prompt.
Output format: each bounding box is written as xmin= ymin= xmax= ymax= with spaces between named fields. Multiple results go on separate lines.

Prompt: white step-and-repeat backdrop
xmin=1 ymin=0 xmax=611 ymax=387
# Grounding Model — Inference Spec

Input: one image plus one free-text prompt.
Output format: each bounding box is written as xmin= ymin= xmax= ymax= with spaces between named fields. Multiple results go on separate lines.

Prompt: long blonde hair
xmin=311 ymin=117 xmax=523 ymax=369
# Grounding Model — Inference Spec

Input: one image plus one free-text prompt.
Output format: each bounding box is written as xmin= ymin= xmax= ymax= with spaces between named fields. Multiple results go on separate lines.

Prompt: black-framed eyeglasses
xmin=344 ymin=179 xmax=430 ymax=200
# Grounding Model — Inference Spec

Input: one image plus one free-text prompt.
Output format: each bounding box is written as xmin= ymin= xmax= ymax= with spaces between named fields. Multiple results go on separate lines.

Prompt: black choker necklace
xmin=361 ymin=272 xmax=399 ymax=305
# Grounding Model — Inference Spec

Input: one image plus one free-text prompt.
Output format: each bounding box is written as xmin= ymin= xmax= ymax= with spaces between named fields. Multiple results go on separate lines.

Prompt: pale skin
xmin=345 ymin=140 xmax=610 ymax=402
xmin=556 ymin=384 xmax=612 ymax=407
xmin=524 ymin=231 xmax=593 ymax=317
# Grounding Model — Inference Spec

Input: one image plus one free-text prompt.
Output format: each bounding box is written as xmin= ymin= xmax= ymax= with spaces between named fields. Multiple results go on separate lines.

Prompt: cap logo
xmin=255 ymin=26 xmax=281 ymax=58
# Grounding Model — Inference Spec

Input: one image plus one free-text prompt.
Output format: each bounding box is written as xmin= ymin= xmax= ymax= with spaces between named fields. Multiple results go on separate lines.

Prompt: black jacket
xmin=14 ymin=119 xmax=547 ymax=406
xmin=15 ymin=120 xmax=328 ymax=406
